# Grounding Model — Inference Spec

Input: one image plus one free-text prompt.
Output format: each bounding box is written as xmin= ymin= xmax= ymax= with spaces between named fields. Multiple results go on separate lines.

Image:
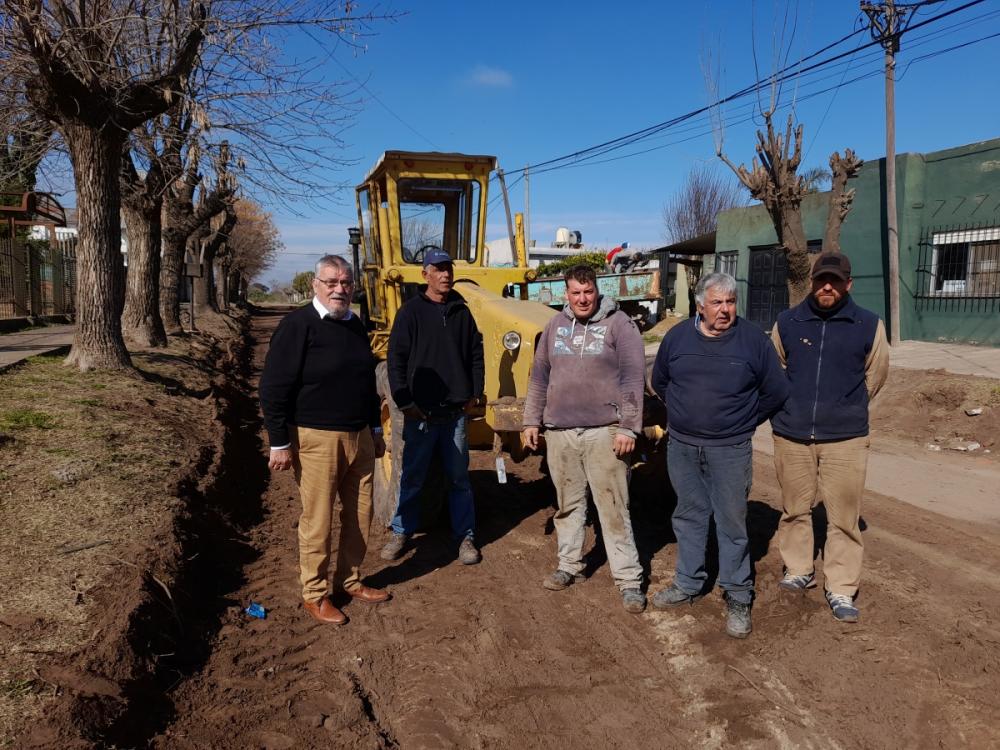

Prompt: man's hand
xmin=612 ymin=432 xmax=635 ymax=459
xmin=269 ymin=447 xmax=294 ymax=472
xmin=522 ymin=426 xmax=540 ymax=451
xmin=372 ymin=434 xmax=386 ymax=458
xmin=464 ymin=395 xmax=481 ymax=413
xmin=402 ymin=404 xmax=426 ymax=421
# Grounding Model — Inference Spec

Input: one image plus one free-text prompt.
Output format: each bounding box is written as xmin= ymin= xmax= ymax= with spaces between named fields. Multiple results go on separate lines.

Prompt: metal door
xmin=747 ymin=246 xmax=788 ymax=331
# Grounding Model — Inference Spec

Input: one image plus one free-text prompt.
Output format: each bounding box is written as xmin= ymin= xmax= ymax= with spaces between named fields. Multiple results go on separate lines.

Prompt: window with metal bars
xmin=921 ymin=227 xmax=1000 ymax=298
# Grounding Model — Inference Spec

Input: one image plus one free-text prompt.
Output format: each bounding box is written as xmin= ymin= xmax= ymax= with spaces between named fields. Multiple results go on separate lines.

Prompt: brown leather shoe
xmin=303 ymin=597 xmax=348 ymax=625
xmin=340 ymin=585 xmax=390 ymax=603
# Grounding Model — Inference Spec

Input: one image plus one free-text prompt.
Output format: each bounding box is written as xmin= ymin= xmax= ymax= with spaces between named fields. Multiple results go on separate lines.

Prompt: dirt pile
xmin=871 ymin=368 xmax=1000 ymax=457
xmin=0 ymin=316 xmax=251 ymax=748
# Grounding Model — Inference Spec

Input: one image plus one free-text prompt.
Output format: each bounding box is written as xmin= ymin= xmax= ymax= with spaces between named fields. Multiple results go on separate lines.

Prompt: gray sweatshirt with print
xmin=523 ymin=295 xmax=645 ymax=434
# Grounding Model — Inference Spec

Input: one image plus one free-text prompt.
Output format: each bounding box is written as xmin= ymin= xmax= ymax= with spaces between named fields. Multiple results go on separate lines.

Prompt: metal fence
xmin=914 ymin=222 xmax=1000 ymax=314
xmin=0 ymin=236 xmax=77 ymax=319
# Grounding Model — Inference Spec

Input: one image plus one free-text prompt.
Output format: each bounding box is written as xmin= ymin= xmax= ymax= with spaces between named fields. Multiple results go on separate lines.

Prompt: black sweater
xmin=259 ymin=305 xmax=379 ymax=446
xmin=387 ymin=288 xmax=485 ymax=413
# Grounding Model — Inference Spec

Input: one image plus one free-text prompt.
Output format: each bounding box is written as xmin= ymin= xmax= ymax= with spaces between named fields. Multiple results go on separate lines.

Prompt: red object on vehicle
xmin=607 ymin=246 xmax=623 ymax=264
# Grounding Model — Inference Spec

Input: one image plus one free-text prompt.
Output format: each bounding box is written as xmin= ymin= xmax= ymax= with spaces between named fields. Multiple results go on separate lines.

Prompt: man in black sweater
xmin=259 ymin=255 xmax=389 ymax=626
xmin=381 ymin=249 xmax=485 ymax=565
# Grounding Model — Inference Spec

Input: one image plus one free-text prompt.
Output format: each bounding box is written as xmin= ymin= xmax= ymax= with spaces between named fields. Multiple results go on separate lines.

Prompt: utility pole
xmin=861 ymin=0 xmax=929 ymax=344
xmin=524 ymin=165 xmax=531 ymax=254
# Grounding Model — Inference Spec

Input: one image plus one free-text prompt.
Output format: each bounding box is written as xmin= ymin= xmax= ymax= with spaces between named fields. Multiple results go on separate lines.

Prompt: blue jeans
xmin=391 ymin=415 xmax=475 ymax=541
xmin=667 ymin=438 xmax=754 ymax=604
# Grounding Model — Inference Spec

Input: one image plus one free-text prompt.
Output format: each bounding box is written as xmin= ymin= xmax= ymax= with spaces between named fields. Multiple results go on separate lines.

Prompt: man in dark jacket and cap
xmin=770 ymin=251 xmax=889 ymax=623
xmin=380 ymin=249 xmax=485 ymax=565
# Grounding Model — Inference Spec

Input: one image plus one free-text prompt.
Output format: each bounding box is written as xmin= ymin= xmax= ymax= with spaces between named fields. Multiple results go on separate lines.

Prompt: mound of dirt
xmin=0 ymin=317 xmax=249 ymax=748
xmin=871 ymin=368 xmax=1000 ymax=456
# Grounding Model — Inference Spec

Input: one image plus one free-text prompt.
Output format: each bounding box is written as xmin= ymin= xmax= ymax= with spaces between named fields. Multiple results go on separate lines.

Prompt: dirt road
xmin=152 ymin=311 xmax=1000 ymax=749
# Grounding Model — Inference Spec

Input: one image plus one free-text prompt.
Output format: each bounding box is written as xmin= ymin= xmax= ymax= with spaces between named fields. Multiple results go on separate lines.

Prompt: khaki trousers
xmin=292 ymin=426 xmax=374 ymax=603
xmin=773 ymin=434 xmax=870 ymax=597
xmin=545 ymin=427 xmax=643 ymax=590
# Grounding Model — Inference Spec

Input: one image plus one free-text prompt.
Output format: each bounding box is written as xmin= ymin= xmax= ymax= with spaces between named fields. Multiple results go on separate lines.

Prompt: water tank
xmin=555 ymin=227 xmax=571 ymax=246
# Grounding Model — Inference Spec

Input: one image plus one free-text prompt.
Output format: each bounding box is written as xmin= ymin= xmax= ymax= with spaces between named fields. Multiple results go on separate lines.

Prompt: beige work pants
xmin=293 ymin=426 xmax=374 ymax=603
xmin=545 ymin=426 xmax=643 ymax=590
xmin=773 ymin=434 xmax=870 ymax=597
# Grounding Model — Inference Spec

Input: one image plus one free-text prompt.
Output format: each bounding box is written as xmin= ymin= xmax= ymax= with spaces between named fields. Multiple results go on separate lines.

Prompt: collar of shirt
xmin=312 ymin=295 xmax=353 ymax=321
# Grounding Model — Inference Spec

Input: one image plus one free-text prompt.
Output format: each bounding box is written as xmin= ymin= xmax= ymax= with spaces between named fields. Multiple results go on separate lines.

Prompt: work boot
xmin=380 ymin=532 xmax=409 ymax=561
xmin=724 ymin=594 xmax=752 ymax=639
xmin=458 ymin=536 xmax=481 ymax=565
xmin=621 ymin=588 xmax=647 ymax=614
xmin=651 ymin=582 xmax=700 ymax=609
xmin=778 ymin=571 xmax=817 ymax=592
xmin=543 ymin=570 xmax=582 ymax=591
xmin=825 ymin=591 xmax=859 ymax=623
xmin=303 ymin=597 xmax=347 ymax=626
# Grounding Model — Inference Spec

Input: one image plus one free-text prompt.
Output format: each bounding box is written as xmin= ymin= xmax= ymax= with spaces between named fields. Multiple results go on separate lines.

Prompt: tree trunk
xmin=778 ymin=206 xmax=811 ymax=306
xmin=192 ymin=235 xmax=217 ymax=318
xmin=160 ymin=196 xmax=192 ymax=334
xmin=216 ymin=260 xmax=230 ymax=310
xmin=121 ymin=199 xmax=168 ymax=347
xmin=62 ymin=124 xmax=132 ymax=371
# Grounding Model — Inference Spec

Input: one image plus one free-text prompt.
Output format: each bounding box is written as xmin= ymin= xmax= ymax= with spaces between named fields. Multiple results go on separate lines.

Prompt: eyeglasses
xmin=315 ymin=277 xmax=354 ymax=289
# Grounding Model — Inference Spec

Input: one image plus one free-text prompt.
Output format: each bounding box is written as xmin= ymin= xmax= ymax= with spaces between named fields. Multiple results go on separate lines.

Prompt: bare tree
xmin=1 ymin=1 xmax=396 ymax=368
xmin=225 ymin=197 xmax=282 ymax=302
xmin=0 ymin=0 xmax=206 ymax=369
xmin=121 ymin=134 xmax=173 ymax=347
xmin=662 ymin=163 xmax=743 ymax=244
xmin=718 ymin=112 xmax=862 ymax=305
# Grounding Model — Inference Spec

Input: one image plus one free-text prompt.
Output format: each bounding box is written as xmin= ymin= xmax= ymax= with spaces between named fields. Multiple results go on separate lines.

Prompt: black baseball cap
xmin=811 ymin=251 xmax=852 ymax=281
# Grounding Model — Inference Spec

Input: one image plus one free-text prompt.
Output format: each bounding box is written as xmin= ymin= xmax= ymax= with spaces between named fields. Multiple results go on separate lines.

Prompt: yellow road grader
xmin=351 ymin=151 xmax=663 ymax=524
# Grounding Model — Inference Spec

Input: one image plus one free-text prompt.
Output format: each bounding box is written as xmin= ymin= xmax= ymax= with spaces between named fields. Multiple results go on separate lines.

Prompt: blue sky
xmin=265 ymin=0 xmax=1000 ymax=285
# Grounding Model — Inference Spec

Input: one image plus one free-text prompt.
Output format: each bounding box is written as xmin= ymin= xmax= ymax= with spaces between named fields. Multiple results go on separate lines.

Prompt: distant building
xmin=707 ymin=137 xmax=1000 ymax=345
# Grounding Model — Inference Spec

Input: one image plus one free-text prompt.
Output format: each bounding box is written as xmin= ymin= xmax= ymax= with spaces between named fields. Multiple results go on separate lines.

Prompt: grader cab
xmin=353 ymin=151 xmax=557 ymax=522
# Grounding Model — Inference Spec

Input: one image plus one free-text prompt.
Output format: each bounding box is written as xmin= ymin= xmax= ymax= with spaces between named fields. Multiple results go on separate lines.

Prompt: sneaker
xmin=622 ymin=588 xmax=647 ymax=614
xmin=724 ymin=595 xmax=752 ymax=639
xmin=651 ymin=582 xmax=700 ymax=609
xmin=542 ymin=570 xmax=581 ymax=591
xmin=458 ymin=536 xmax=481 ymax=565
xmin=379 ymin=532 xmax=409 ymax=561
xmin=825 ymin=591 xmax=859 ymax=623
xmin=778 ymin=571 xmax=817 ymax=591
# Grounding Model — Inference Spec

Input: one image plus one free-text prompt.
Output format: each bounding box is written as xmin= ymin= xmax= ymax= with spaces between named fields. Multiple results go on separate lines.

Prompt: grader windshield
xmin=397 ymin=177 xmax=481 ymax=264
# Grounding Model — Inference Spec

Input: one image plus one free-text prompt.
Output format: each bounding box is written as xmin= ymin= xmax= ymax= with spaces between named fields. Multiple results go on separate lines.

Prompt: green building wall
xmin=711 ymin=137 xmax=1000 ymax=345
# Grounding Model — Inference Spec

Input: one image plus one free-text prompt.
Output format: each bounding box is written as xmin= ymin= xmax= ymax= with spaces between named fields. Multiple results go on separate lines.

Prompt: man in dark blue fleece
xmin=770 ymin=251 xmax=889 ymax=623
xmin=650 ymin=272 xmax=789 ymax=638
xmin=380 ymin=249 xmax=485 ymax=565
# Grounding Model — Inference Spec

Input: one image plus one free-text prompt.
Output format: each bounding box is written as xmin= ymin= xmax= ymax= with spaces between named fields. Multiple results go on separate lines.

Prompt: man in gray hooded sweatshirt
xmin=522 ymin=264 xmax=647 ymax=613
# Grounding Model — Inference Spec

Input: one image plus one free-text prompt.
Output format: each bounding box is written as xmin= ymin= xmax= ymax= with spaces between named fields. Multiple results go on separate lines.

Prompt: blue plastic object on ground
xmin=245 ymin=602 xmax=266 ymax=619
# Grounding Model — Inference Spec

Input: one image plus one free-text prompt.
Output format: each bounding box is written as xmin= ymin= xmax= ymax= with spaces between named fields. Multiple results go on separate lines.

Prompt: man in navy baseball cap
xmin=423 ymin=248 xmax=453 ymax=267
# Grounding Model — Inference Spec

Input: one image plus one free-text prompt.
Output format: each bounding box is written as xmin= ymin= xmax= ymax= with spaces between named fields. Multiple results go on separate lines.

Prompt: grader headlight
xmin=502 ymin=331 xmax=522 ymax=351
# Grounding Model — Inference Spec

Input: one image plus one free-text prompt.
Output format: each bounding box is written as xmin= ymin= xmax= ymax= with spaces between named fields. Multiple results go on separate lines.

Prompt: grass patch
xmin=0 ymin=409 xmax=57 ymax=430
xmin=0 ymin=679 xmax=37 ymax=700
xmin=74 ymin=398 xmax=102 ymax=407
xmin=642 ymin=333 xmax=663 ymax=345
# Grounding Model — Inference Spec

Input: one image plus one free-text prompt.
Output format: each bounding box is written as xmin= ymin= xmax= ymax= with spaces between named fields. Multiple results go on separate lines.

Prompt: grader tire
xmin=374 ymin=362 xmax=404 ymax=527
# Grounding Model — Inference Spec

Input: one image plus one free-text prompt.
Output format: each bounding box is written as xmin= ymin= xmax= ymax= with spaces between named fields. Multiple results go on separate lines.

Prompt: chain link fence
xmin=0 ymin=236 xmax=77 ymax=320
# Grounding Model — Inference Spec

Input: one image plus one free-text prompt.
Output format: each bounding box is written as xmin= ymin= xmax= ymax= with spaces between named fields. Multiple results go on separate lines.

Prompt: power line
xmin=511 ymin=0 xmax=987 ymax=177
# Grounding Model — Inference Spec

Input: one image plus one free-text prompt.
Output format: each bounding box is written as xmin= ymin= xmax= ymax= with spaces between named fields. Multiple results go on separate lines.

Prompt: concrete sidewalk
xmin=0 ymin=324 xmax=74 ymax=369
